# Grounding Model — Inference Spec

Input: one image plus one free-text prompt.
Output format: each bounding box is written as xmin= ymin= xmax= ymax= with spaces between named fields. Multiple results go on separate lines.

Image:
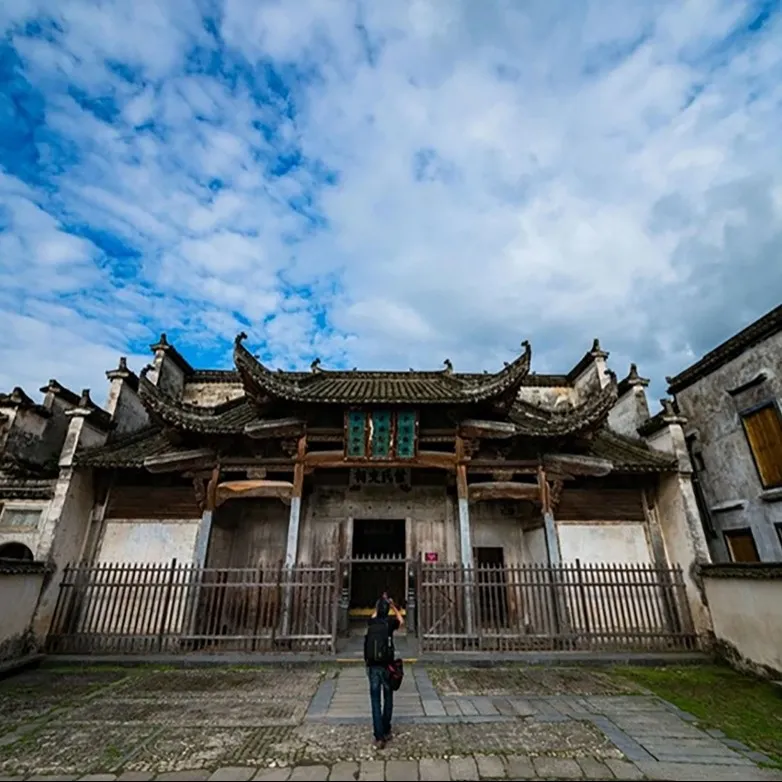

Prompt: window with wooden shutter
xmin=740 ymin=402 xmax=782 ymax=489
xmin=724 ymin=528 xmax=760 ymax=563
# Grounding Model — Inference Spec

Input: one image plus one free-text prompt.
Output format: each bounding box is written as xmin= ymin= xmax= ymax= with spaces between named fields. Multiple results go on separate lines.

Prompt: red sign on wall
xmin=424 ymin=552 xmax=439 ymax=562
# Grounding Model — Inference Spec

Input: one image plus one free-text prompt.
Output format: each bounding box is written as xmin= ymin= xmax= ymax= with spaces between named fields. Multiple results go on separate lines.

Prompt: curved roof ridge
xmin=509 ymin=377 xmax=618 ymax=437
xmin=232 ymin=333 xmax=532 ymax=405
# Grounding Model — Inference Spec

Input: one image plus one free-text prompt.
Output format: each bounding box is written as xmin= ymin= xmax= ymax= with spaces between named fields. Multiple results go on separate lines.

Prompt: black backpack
xmin=364 ymin=619 xmax=392 ymax=665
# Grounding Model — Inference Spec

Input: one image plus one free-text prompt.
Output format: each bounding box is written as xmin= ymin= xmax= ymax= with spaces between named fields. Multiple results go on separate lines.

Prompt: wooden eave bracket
xmin=468 ymin=481 xmax=540 ymax=503
xmin=460 ymin=419 xmax=516 ymax=439
xmin=542 ymin=453 xmax=613 ymax=478
xmin=215 ymin=479 xmax=295 ymax=507
xmin=243 ymin=417 xmax=305 ymax=439
xmin=143 ymin=448 xmax=216 ymax=473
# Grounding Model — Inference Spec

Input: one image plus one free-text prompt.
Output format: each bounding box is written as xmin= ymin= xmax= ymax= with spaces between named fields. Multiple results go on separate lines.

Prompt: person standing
xmin=364 ymin=594 xmax=403 ymax=748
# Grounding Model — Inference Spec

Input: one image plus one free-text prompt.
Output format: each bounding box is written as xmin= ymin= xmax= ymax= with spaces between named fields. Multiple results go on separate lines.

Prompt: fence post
xmin=575 ymin=559 xmax=591 ymax=636
xmin=405 ymin=561 xmax=417 ymax=635
xmin=157 ymin=558 xmax=177 ymax=652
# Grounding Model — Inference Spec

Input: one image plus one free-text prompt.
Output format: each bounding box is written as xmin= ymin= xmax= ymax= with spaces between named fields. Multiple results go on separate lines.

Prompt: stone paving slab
xmin=0 ymin=664 xmax=780 ymax=781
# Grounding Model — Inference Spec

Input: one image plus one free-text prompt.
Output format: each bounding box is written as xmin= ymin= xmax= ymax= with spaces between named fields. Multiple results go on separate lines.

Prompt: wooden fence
xmin=417 ymin=560 xmax=697 ymax=652
xmin=46 ymin=560 xmax=338 ymax=654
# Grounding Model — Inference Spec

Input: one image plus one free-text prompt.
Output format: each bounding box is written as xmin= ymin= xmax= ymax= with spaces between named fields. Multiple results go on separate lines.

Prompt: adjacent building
xmin=668 ymin=303 xmax=782 ymax=563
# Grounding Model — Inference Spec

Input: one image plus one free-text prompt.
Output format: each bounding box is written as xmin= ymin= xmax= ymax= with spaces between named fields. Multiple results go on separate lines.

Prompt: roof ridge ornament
xmin=443 ymin=359 xmax=453 ymax=374
xmin=310 ymin=357 xmax=322 ymax=373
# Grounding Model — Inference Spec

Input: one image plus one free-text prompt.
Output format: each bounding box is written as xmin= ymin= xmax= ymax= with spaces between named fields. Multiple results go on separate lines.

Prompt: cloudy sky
xmin=1 ymin=0 xmax=780 ymax=409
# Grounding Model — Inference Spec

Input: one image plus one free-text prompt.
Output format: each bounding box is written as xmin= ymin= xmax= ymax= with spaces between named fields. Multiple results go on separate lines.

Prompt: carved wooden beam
xmin=143 ymin=448 xmax=216 ymax=473
xmin=303 ymin=450 xmax=456 ymax=470
xmin=243 ymin=417 xmax=305 ymax=439
xmin=460 ymin=419 xmax=517 ymax=439
xmin=215 ymin=479 xmax=294 ymax=507
xmin=468 ymin=481 xmax=540 ymax=502
xmin=543 ymin=453 xmax=613 ymax=478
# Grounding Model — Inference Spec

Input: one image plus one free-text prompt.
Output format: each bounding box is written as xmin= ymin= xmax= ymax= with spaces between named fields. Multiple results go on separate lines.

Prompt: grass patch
xmin=614 ymin=664 xmax=782 ymax=767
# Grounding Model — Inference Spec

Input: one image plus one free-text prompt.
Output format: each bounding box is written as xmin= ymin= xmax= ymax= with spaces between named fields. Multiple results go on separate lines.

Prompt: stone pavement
xmin=0 ymin=663 xmax=780 ymax=781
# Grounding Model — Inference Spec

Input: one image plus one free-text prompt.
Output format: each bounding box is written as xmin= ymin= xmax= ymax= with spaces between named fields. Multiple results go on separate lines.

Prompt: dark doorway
xmin=474 ymin=546 xmax=508 ymax=626
xmin=350 ymin=519 xmax=406 ymax=612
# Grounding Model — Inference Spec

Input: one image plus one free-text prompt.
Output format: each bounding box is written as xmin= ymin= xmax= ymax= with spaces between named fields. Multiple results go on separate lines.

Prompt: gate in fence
xmin=416 ymin=560 xmax=697 ymax=653
xmin=46 ymin=560 xmax=338 ymax=655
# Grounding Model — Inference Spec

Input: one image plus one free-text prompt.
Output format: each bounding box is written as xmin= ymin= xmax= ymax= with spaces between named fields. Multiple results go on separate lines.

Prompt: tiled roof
xmin=667 ymin=303 xmax=782 ymax=394
xmin=587 ymin=429 xmax=677 ymax=473
xmin=75 ymin=426 xmax=174 ymax=467
xmin=0 ymin=476 xmax=56 ymax=500
xmin=138 ymin=376 xmax=257 ymax=434
xmin=234 ymin=333 xmax=533 ymax=404
xmin=509 ymin=379 xmax=618 ymax=437
xmin=0 ymin=387 xmax=50 ymax=416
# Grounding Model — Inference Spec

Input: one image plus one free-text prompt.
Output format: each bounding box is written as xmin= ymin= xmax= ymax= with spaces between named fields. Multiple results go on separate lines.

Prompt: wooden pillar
xmin=456 ymin=436 xmax=475 ymax=637
xmin=282 ymin=436 xmax=306 ymax=639
xmin=455 ymin=437 xmax=473 ymax=569
xmin=538 ymin=466 xmax=561 ymax=566
xmin=284 ymin=436 xmax=307 ymax=568
xmin=194 ymin=466 xmax=220 ymax=568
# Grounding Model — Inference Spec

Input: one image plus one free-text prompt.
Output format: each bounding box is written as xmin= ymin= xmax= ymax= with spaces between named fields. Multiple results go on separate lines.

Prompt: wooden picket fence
xmin=418 ymin=560 xmax=697 ymax=652
xmin=46 ymin=560 xmax=338 ymax=654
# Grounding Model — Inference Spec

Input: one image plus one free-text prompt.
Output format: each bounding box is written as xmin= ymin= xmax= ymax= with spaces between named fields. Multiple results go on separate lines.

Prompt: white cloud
xmin=0 ymin=0 xmax=780 ymax=410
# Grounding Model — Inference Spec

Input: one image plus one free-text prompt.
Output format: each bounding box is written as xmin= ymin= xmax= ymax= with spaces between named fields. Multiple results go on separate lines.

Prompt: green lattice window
xmin=344 ymin=410 xmax=418 ymax=460
xmin=370 ymin=411 xmax=393 ymax=458
xmin=346 ymin=411 xmax=367 ymax=457
xmin=395 ymin=411 xmax=416 ymax=459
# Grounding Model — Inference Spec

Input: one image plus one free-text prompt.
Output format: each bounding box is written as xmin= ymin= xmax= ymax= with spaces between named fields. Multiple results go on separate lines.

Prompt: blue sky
xmin=1 ymin=0 xmax=781 ymax=407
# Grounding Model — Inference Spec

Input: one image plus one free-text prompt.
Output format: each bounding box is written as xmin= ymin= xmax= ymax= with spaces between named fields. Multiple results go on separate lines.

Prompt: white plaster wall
xmin=106 ymin=382 xmax=150 ymax=435
xmin=523 ymin=526 xmax=548 ymax=563
xmin=96 ymin=519 xmax=199 ymax=564
xmin=608 ymin=388 xmax=651 ymax=438
xmin=704 ymin=575 xmax=782 ymax=675
xmin=517 ymin=385 xmax=575 ymax=408
xmin=556 ymin=521 xmax=653 ymax=564
xmin=555 ymin=522 xmax=670 ymax=635
xmin=0 ymin=572 xmax=44 ymax=661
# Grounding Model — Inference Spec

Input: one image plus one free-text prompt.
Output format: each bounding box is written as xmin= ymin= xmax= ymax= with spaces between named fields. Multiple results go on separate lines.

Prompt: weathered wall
xmin=702 ymin=564 xmax=782 ymax=676
xmin=673 ymin=331 xmax=782 ymax=562
xmin=207 ymin=499 xmax=289 ymax=568
xmin=470 ymin=501 xmax=529 ymax=566
xmin=182 ymin=381 xmax=244 ymax=406
xmin=0 ymin=500 xmax=50 ymax=555
xmin=0 ymin=566 xmax=47 ymax=662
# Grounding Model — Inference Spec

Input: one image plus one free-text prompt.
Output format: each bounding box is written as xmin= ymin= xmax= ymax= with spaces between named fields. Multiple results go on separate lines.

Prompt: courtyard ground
xmin=0 ymin=661 xmax=780 ymax=781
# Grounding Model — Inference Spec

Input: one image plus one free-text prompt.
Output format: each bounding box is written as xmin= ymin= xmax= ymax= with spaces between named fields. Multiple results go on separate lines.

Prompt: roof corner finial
xmin=139 ymin=364 xmax=153 ymax=380
xmin=606 ymin=368 xmax=618 ymax=384
xmin=443 ymin=358 xmax=453 ymax=374
xmin=235 ymin=331 xmax=248 ymax=347
xmin=79 ymin=388 xmax=91 ymax=408
xmin=660 ymin=398 xmax=675 ymax=416
xmin=521 ymin=339 xmax=530 ymax=350
xmin=118 ymin=356 xmax=128 ymax=372
xmin=665 ymin=375 xmax=674 ymax=385
xmin=159 ymin=332 xmax=168 ymax=346
xmin=591 ymin=338 xmax=601 ymax=353
xmin=628 ymin=362 xmax=639 ymax=380
xmin=310 ymin=357 xmax=322 ymax=373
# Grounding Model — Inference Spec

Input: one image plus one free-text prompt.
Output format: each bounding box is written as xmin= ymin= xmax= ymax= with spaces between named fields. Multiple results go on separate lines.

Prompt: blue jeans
xmin=367 ymin=664 xmax=393 ymax=741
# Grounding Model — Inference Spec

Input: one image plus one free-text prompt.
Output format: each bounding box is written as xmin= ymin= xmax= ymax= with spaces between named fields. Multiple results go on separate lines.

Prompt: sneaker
xmin=374 ymin=739 xmax=386 ymax=750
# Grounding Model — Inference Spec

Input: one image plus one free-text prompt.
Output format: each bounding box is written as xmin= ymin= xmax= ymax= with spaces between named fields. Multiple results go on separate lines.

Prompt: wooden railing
xmin=46 ymin=560 xmax=338 ymax=655
xmin=417 ymin=560 xmax=697 ymax=653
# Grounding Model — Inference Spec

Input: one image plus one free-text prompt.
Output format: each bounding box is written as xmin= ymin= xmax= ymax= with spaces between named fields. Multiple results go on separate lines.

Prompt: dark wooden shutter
xmin=106 ymin=485 xmax=200 ymax=520
xmin=742 ymin=404 xmax=782 ymax=488
xmin=557 ymin=487 xmax=645 ymax=521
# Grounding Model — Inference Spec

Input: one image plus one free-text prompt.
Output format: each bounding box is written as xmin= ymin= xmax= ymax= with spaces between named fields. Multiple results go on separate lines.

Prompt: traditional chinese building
xmin=1 ymin=332 xmax=713 ymax=648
